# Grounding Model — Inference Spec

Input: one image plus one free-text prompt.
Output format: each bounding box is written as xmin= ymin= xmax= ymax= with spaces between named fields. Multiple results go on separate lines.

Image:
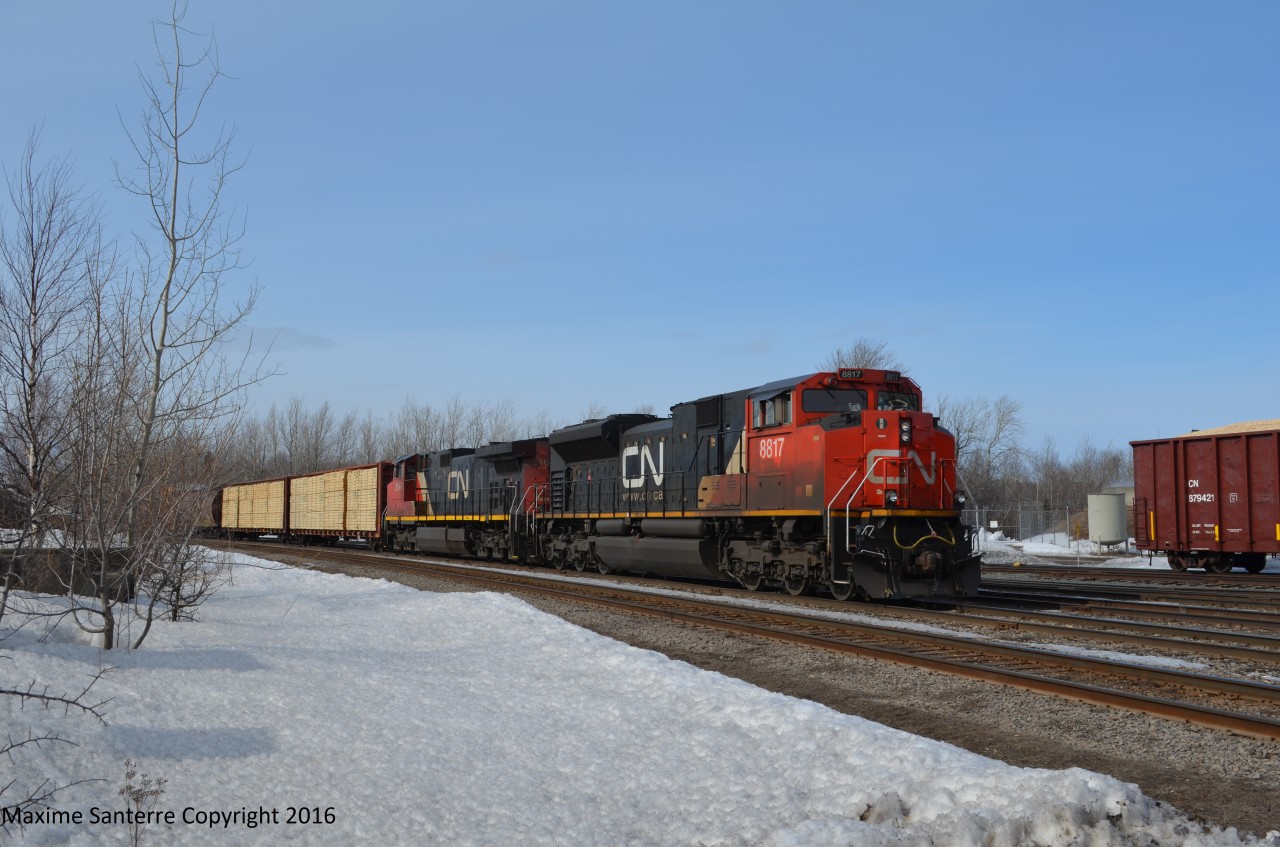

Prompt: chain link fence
xmin=962 ymin=503 xmax=1129 ymax=553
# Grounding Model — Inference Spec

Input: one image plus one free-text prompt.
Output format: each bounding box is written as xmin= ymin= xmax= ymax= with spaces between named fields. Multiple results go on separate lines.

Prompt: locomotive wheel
xmin=596 ymin=559 xmax=612 ymax=575
xmin=739 ymin=571 xmax=764 ymax=592
xmin=551 ymin=553 xmax=567 ymax=571
xmin=783 ymin=574 xmax=809 ymax=597
xmin=829 ymin=580 xmax=856 ymax=601
xmin=572 ymin=557 xmax=589 ymax=572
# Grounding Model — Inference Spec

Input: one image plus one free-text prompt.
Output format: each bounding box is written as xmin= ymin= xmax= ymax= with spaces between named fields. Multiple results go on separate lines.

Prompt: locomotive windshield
xmin=802 ymin=388 xmax=867 ymax=414
xmin=875 ymin=391 xmax=919 ymax=411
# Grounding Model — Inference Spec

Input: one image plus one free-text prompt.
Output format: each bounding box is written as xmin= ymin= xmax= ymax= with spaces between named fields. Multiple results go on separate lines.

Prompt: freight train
xmin=1132 ymin=421 xmax=1280 ymax=573
xmin=217 ymin=369 xmax=981 ymax=601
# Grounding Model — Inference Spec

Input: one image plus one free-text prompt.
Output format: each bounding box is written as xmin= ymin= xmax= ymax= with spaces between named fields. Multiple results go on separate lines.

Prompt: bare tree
xmin=0 ymin=133 xmax=109 ymax=624
xmin=331 ymin=408 xmax=358 ymax=464
xmin=520 ymin=410 xmax=561 ymax=439
xmin=266 ymin=397 xmax=367 ymax=473
xmin=355 ymin=410 xmax=384 ymax=463
xmin=112 ymin=2 xmax=265 ymax=550
xmin=1028 ymin=436 xmax=1066 ymax=510
xmin=283 ymin=396 xmax=324 ymax=472
xmin=936 ymin=393 xmax=1026 ymax=508
xmin=1063 ymin=437 xmax=1130 ymax=508
xmin=483 ymin=398 xmax=519 ymax=443
xmin=386 ymin=397 xmax=440 ymax=458
xmin=52 ymin=3 xmax=266 ymax=650
xmin=225 ymin=413 xmax=271 ymax=479
xmin=440 ymin=395 xmax=471 ymax=449
xmin=817 ymin=338 xmax=905 ymax=372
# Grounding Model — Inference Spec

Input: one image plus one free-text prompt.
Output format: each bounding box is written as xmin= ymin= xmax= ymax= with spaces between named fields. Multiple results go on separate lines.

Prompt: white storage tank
xmin=1087 ymin=493 xmax=1128 ymax=546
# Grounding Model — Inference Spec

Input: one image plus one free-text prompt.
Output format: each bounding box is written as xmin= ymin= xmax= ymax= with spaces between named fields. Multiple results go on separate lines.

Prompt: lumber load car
xmin=215 ymin=463 xmax=393 ymax=543
xmin=217 ymin=477 xmax=288 ymax=536
xmin=1132 ymin=420 xmax=1280 ymax=572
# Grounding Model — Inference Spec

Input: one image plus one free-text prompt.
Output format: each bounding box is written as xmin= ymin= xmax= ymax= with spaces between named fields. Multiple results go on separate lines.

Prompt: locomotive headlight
xmin=885 ymin=490 xmax=899 ymax=506
xmin=955 ymin=491 xmax=968 ymax=507
xmin=899 ymin=419 xmax=912 ymax=444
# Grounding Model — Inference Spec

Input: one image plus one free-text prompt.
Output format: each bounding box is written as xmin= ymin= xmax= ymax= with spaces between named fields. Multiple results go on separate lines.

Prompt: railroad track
xmin=983 ymin=561 xmax=1280 ymax=591
xmin=898 ymin=601 xmax=1280 ymax=660
xmin=228 ymin=541 xmax=1280 ymax=740
xmin=980 ymin=574 xmax=1280 ymax=614
xmin=977 ymin=587 xmax=1280 ymax=630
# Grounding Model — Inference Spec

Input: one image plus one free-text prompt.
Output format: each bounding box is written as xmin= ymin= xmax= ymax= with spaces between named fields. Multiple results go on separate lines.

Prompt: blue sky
xmin=3 ymin=2 xmax=1277 ymax=453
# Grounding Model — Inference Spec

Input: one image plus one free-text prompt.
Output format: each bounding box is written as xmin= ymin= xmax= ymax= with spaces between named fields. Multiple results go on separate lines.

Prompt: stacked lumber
xmin=290 ymin=466 xmax=382 ymax=532
xmin=1180 ymin=419 xmax=1280 ymax=437
xmin=344 ymin=466 xmax=380 ymax=532
xmin=223 ymin=479 xmax=287 ymax=531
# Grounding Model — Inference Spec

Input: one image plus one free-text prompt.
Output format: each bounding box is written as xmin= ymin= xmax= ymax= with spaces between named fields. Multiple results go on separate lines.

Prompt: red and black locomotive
xmin=377 ymin=368 xmax=979 ymax=601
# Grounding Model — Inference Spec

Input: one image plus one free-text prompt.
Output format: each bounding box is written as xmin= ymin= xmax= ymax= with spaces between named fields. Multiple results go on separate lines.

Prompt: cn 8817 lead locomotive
xmin=380 ymin=369 xmax=979 ymax=601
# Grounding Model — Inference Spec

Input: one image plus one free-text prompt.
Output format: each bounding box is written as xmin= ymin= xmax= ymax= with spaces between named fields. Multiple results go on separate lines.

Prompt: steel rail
xmin=978 ymin=587 xmax=1280 ymax=627
xmin=982 ymin=565 xmax=1280 ymax=598
xmin=906 ymin=603 xmax=1280 ymax=661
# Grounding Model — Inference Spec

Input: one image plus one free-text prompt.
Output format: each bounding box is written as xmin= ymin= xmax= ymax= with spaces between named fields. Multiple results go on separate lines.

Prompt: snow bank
xmin=0 ymin=554 xmax=1264 ymax=845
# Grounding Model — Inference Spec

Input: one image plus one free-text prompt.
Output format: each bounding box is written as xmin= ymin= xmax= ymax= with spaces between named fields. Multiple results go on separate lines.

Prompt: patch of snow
xmin=0 ymin=552 xmax=1268 ymax=845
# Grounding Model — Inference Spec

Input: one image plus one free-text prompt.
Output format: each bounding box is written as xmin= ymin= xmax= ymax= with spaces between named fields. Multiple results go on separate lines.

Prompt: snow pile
xmin=1 ymin=553 xmax=1267 ymax=845
xmin=979 ymin=530 xmax=1280 ymax=573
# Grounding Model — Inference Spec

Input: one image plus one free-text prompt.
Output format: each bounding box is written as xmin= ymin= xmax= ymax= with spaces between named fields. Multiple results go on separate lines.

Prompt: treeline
xmin=223 ymin=396 xmax=566 ymax=480
xmin=938 ymin=395 xmax=1130 ymax=514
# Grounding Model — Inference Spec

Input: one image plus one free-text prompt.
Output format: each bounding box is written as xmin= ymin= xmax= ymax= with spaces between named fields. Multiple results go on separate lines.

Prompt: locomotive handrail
xmin=511 ymin=483 xmax=539 ymax=517
xmin=843 ymin=453 xmax=902 ymax=555
xmin=824 ymin=458 xmax=865 ymax=577
xmin=825 ymin=453 xmax=901 ymax=583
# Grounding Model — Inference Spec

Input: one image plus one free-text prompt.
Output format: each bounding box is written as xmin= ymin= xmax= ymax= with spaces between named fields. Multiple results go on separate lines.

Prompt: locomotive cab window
xmin=753 ymin=392 xmax=792 ymax=428
xmin=875 ymin=391 xmax=919 ymax=412
xmin=803 ymin=388 xmax=867 ymax=414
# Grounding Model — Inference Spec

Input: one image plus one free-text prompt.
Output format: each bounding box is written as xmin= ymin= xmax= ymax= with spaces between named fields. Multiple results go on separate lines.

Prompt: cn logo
xmin=622 ymin=442 xmax=665 ymax=489
xmin=866 ymin=449 xmax=937 ymax=484
xmin=447 ymin=469 xmax=470 ymax=500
